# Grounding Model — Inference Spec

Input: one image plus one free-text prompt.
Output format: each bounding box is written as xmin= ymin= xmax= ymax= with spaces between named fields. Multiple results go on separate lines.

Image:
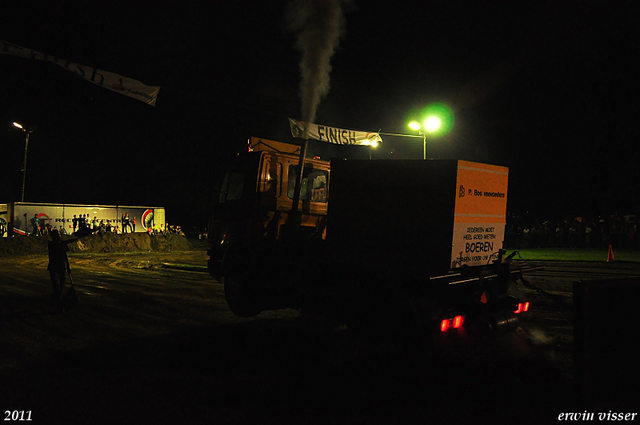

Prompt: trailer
xmin=208 ymin=139 xmax=529 ymax=339
xmin=1 ymin=202 xmax=165 ymax=237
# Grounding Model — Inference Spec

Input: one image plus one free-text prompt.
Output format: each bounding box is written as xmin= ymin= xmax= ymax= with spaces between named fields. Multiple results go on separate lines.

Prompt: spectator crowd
xmin=505 ymin=213 xmax=639 ymax=250
xmin=21 ymin=212 xmax=186 ymax=239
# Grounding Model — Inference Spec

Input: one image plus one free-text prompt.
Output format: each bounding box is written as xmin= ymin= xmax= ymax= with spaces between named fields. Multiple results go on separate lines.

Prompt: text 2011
xmin=4 ymin=411 xmax=32 ymax=422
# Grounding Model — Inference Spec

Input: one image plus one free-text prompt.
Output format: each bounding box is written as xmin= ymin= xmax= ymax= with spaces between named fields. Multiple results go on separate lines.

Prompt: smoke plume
xmin=287 ymin=0 xmax=347 ymax=138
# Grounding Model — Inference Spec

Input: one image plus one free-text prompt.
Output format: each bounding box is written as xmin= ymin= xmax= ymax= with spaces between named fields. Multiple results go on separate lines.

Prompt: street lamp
xmin=12 ymin=122 xmax=33 ymax=202
xmin=365 ymin=139 xmax=378 ymax=159
xmin=408 ymin=116 xmax=441 ymax=159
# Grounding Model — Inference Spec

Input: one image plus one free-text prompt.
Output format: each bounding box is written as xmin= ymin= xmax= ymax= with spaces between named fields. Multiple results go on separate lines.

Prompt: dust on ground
xmin=3 ymin=244 xmax=636 ymax=422
xmin=0 ymin=249 xmax=574 ymax=425
xmin=0 ymin=232 xmax=197 ymax=257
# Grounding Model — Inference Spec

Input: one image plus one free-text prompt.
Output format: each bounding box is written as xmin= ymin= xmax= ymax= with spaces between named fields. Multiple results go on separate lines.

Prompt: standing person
xmin=30 ymin=214 xmax=40 ymax=236
xmin=47 ymin=230 xmax=77 ymax=310
xmin=122 ymin=214 xmax=129 ymax=233
xmin=72 ymin=215 xmax=78 ymax=233
xmin=131 ymin=216 xmax=136 ymax=233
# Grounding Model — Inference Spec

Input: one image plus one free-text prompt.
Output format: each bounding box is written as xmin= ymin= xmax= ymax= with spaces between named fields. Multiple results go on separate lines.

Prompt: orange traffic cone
xmin=607 ymin=244 xmax=614 ymax=262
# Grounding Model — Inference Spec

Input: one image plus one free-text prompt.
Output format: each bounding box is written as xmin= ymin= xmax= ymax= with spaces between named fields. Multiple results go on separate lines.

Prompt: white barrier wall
xmin=3 ymin=202 xmax=165 ymax=236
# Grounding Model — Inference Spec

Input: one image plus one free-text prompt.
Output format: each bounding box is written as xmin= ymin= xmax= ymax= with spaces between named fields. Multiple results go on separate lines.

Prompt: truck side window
xmin=262 ymin=161 xmax=281 ymax=196
xmin=308 ymin=170 xmax=327 ymax=202
xmin=219 ymin=171 xmax=244 ymax=203
xmin=287 ymin=165 xmax=328 ymax=203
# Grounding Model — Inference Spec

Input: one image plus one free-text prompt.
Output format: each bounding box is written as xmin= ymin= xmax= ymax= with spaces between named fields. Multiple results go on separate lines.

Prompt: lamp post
xmin=366 ymin=139 xmax=378 ymax=159
xmin=409 ymin=116 xmax=441 ymax=159
xmin=12 ymin=122 xmax=33 ymax=202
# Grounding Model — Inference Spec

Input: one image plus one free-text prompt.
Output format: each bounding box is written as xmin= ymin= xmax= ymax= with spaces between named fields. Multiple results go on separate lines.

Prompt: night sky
xmin=1 ymin=1 xmax=637 ymax=229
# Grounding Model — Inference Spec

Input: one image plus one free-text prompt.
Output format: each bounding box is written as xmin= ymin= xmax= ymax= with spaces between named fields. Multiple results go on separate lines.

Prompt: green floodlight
xmin=425 ymin=116 xmax=441 ymax=132
xmin=406 ymin=103 xmax=453 ymax=159
xmin=422 ymin=103 xmax=453 ymax=136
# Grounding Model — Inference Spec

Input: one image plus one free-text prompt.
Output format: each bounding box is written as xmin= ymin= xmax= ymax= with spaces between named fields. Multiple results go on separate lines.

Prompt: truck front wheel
xmin=223 ymin=272 xmax=262 ymax=317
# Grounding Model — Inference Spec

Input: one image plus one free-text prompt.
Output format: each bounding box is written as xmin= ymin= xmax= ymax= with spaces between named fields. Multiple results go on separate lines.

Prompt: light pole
xmin=408 ymin=116 xmax=441 ymax=159
xmin=366 ymin=139 xmax=378 ymax=159
xmin=12 ymin=122 xmax=33 ymax=202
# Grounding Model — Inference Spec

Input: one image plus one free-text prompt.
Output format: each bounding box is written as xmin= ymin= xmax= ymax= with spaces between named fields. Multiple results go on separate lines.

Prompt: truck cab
xmin=208 ymin=139 xmax=329 ymax=284
xmin=208 ymin=138 xmax=330 ymax=304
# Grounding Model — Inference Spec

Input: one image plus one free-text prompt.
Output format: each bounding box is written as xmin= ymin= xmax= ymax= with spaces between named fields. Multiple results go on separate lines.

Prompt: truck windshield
xmin=219 ymin=171 xmax=244 ymax=203
xmin=287 ymin=166 xmax=328 ymax=203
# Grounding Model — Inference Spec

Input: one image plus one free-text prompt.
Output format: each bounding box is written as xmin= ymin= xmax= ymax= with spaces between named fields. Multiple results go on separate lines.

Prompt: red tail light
xmin=453 ymin=315 xmax=464 ymax=329
xmin=441 ymin=315 xmax=465 ymax=332
xmin=441 ymin=319 xmax=450 ymax=332
xmin=514 ymin=302 xmax=530 ymax=314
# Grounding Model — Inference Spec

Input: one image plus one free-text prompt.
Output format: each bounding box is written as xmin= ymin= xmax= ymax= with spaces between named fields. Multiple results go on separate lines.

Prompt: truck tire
xmin=223 ymin=272 xmax=262 ymax=317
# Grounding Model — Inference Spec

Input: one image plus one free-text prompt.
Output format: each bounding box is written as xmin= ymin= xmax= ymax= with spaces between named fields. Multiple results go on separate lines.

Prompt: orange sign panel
xmin=450 ymin=160 xmax=509 ymax=268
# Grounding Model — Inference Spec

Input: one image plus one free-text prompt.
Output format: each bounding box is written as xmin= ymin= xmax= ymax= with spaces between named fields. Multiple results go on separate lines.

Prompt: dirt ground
xmin=0 ymin=238 xmax=637 ymax=424
xmin=0 ymin=232 xmax=194 ymax=257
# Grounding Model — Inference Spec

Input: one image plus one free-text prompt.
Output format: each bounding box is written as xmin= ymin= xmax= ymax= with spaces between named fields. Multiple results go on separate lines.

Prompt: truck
xmin=208 ymin=137 xmax=529 ymax=339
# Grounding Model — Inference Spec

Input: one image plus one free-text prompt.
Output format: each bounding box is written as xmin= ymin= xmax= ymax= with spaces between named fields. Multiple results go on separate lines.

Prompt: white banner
xmin=1 ymin=39 xmax=160 ymax=106
xmin=289 ymin=118 xmax=382 ymax=146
